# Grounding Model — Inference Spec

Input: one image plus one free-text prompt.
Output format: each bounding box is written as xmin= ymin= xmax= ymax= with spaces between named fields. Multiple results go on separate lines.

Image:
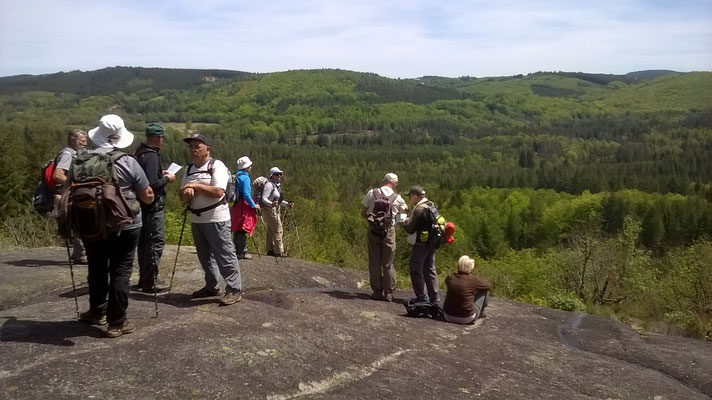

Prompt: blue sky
xmin=1 ymin=0 xmax=710 ymax=78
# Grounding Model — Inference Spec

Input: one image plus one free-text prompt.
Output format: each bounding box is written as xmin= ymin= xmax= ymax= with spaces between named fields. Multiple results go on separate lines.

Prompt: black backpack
xmin=404 ymin=299 xmax=444 ymax=320
xmin=32 ymin=159 xmax=57 ymax=214
xmin=367 ymin=188 xmax=398 ymax=237
xmin=56 ymin=149 xmax=136 ymax=242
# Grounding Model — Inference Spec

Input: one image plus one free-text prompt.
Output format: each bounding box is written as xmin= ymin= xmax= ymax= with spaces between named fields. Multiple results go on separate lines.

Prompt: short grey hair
xmin=67 ymin=129 xmax=86 ymax=143
xmin=458 ymin=255 xmax=475 ymax=274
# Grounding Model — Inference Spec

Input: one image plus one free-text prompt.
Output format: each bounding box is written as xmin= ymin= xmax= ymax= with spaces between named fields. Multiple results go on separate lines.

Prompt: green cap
xmin=145 ymin=123 xmax=165 ymax=137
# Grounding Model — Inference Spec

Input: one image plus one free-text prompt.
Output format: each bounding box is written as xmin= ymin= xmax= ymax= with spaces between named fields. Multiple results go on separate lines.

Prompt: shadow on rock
xmin=129 ymin=292 xmax=222 ymax=308
xmin=326 ymin=290 xmax=373 ymax=302
xmin=0 ymin=316 xmax=103 ymax=346
xmin=6 ymin=259 xmax=68 ymax=268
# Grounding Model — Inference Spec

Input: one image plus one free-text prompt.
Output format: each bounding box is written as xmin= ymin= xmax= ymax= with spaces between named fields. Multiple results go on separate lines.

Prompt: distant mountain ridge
xmin=0 ymin=66 xmax=257 ymax=96
xmin=0 ymin=67 xmax=685 ymax=97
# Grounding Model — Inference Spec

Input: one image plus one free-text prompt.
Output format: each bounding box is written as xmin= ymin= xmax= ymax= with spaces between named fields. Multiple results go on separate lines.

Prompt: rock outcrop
xmin=1 ymin=246 xmax=710 ymax=399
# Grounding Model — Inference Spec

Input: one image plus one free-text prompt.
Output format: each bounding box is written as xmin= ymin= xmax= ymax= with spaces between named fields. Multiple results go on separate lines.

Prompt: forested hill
xmin=0 ymin=67 xmax=257 ymax=96
xmin=1 ymin=67 xmax=711 ymax=340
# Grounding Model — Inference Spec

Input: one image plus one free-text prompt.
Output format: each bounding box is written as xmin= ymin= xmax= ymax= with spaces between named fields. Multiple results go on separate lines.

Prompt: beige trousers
xmin=263 ymin=205 xmax=284 ymax=255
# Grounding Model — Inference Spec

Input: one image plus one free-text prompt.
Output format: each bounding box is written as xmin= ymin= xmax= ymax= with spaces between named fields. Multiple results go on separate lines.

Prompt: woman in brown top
xmin=443 ymin=256 xmax=491 ymax=324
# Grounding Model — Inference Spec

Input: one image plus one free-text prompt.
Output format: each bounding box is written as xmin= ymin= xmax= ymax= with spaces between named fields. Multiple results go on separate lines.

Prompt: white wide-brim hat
xmin=236 ymin=156 xmax=253 ymax=170
xmin=270 ymin=167 xmax=283 ymax=176
xmin=88 ymin=114 xmax=134 ymax=149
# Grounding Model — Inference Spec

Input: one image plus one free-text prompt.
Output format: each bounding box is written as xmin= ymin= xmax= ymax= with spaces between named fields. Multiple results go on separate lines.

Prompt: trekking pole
xmin=148 ymin=211 xmax=159 ymax=318
xmin=289 ymin=207 xmax=304 ymax=259
xmin=250 ymin=208 xmax=262 ymax=258
xmin=64 ymin=239 xmax=80 ymax=319
xmin=167 ymin=210 xmax=188 ymax=296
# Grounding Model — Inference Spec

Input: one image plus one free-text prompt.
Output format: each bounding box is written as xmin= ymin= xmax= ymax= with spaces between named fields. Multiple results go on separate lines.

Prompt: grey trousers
xmin=367 ymin=228 xmax=396 ymax=295
xmin=137 ymin=209 xmax=165 ymax=285
xmin=409 ymin=244 xmax=438 ymax=301
xmin=71 ymin=236 xmax=86 ymax=261
xmin=191 ymin=221 xmax=242 ymax=294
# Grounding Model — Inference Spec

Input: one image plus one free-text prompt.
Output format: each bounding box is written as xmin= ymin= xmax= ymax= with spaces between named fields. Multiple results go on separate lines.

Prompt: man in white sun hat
xmin=78 ymin=114 xmax=155 ymax=338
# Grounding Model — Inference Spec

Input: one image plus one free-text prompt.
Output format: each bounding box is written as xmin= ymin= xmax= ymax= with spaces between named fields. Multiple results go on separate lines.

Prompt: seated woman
xmin=443 ymin=255 xmax=491 ymax=324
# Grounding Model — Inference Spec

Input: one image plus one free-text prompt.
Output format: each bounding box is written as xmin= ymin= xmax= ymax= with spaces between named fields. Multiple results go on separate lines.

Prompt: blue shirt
xmin=236 ymin=169 xmax=257 ymax=208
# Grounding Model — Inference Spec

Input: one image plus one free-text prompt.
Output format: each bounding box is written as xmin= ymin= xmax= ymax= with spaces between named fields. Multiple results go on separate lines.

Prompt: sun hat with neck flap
xmin=88 ymin=114 xmax=134 ymax=149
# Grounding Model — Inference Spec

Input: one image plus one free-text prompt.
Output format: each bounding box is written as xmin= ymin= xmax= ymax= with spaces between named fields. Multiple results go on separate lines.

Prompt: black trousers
xmin=85 ymin=227 xmax=141 ymax=324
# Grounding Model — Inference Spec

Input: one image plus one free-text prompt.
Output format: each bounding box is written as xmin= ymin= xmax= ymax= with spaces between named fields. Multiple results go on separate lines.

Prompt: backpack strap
xmin=186 ymin=159 xmax=215 ymax=177
xmin=188 ymin=196 xmax=228 ymax=216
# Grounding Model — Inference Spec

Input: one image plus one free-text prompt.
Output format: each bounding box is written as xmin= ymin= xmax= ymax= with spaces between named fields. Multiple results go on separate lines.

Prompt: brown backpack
xmin=56 ymin=149 xmax=136 ymax=242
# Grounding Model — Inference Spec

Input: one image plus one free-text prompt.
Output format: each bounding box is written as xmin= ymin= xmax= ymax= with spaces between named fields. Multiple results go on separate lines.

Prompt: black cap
xmin=183 ymin=133 xmax=211 ymax=146
xmin=407 ymin=186 xmax=426 ymax=196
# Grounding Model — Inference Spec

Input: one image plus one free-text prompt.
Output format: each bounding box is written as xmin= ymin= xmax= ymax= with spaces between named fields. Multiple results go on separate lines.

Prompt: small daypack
xmin=32 ymin=159 xmax=58 ymax=214
xmin=404 ymin=299 xmax=444 ymax=320
xmin=225 ymin=172 xmax=238 ymax=203
xmin=418 ymin=202 xmax=448 ymax=249
xmin=56 ymin=149 xmax=136 ymax=242
xmin=367 ymin=188 xmax=398 ymax=237
xmin=252 ymin=176 xmax=268 ymax=203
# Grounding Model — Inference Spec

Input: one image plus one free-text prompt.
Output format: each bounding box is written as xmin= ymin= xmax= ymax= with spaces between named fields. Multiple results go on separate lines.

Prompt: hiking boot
xmin=266 ymin=251 xmax=275 ymax=256
xmin=192 ymin=287 xmax=221 ymax=299
xmin=219 ymin=292 xmax=242 ymax=306
xmin=130 ymin=282 xmax=143 ymax=291
xmin=384 ymin=292 xmax=393 ymax=302
xmin=71 ymin=256 xmax=88 ymax=264
xmin=237 ymin=253 xmax=253 ymax=260
xmin=371 ymin=292 xmax=383 ymax=301
xmin=79 ymin=309 xmax=107 ymax=325
xmin=142 ymin=278 xmax=170 ymax=293
xmin=105 ymin=319 xmax=136 ymax=338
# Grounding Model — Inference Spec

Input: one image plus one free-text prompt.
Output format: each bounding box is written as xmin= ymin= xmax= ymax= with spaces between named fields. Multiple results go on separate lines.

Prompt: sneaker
xmin=105 ymin=319 xmax=136 ymax=338
xmin=237 ymin=253 xmax=253 ymax=260
xmin=130 ymin=282 xmax=143 ymax=291
xmin=192 ymin=287 xmax=221 ymax=299
xmin=371 ymin=292 xmax=383 ymax=301
xmin=219 ymin=292 xmax=242 ymax=306
xmin=266 ymin=251 xmax=275 ymax=256
xmin=142 ymin=278 xmax=170 ymax=293
xmin=384 ymin=292 xmax=393 ymax=302
xmin=79 ymin=309 xmax=107 ymax=325
xmin=430 ymin=296 xmax=441 ymax=305
xmin=278 ymin=252 xmax=288 ymax=258
xmin=411 ymin=296 xmax=430 ymax=304
xmin=71 ymin=257 xmax=88 ymax=264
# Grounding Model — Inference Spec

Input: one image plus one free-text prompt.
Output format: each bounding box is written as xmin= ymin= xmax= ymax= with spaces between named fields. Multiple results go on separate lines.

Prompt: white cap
xmin=236 ymin=156 xmax=252 ymax=170
xmin=270 ymin=167 xmax=284 ymax=176
xmin=88 ymin=114 xmax=134 ymax=149
xmin=383 ymin=173 xmax=398 ymax=183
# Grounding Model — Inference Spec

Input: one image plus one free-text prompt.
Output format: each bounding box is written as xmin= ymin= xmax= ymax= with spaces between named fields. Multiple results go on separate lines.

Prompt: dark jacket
xmin=403 ymin=199 xmax=435 ymax=245
xmin=443 ymin=272 xmax=491 ymax=318
xmin=134 ymin=143 xmax=167 ymax=210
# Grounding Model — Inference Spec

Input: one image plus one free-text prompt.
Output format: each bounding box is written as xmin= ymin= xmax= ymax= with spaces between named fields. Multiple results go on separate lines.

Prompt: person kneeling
xmin=443 ymin=255 xmax=491 ymax=324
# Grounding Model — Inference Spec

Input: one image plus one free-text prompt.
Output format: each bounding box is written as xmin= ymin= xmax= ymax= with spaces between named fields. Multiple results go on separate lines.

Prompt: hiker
xmin=443 ymin=256 xmax=491 ymax=324
xmin=79 ymin=114 xmax=154 ymax=337
xmin=180 ymin=133 xmax=242 ymax=306
xmin=132 ymin=123 xmax=175 ymax=293
xmin=230 ymin=156 xmax=259 ymax=260
xmin=52 ymin=129 xmax=88 ymax=263
xmin=260 ymin=167 xmax=294 ymax=257
xmin=402 ymin=185 xmax=441 ymax=304
xmin=361 ymin=173 xmax=408 ymax=302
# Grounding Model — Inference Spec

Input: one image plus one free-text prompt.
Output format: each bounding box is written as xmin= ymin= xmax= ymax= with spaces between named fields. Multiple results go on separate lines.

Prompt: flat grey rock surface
xmin=1 ymin=246 xmax=711 ymax=399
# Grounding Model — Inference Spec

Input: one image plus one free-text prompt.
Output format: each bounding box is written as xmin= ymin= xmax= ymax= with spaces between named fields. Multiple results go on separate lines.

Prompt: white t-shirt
xmin=362 ymin=185 xmax=408 ymax=227
xmin=181 ymin=158 xmax=230 ymax=224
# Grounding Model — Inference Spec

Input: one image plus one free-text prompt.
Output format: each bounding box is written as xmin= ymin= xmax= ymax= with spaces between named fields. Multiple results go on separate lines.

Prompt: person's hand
xmin=288 ymin=201 xmax=295 ymax=209
xmin=254 ymin=204 xmax=261 ymax=211
xmin=163 ymin=171 xmax=176 ymax=182
xmin=182 ymin=187 xmax=195 ymax=201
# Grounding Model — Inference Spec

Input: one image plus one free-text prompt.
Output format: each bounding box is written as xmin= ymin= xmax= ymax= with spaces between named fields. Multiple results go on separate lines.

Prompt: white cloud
xmin=0 ymin=0 xmax=710 ymax=77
